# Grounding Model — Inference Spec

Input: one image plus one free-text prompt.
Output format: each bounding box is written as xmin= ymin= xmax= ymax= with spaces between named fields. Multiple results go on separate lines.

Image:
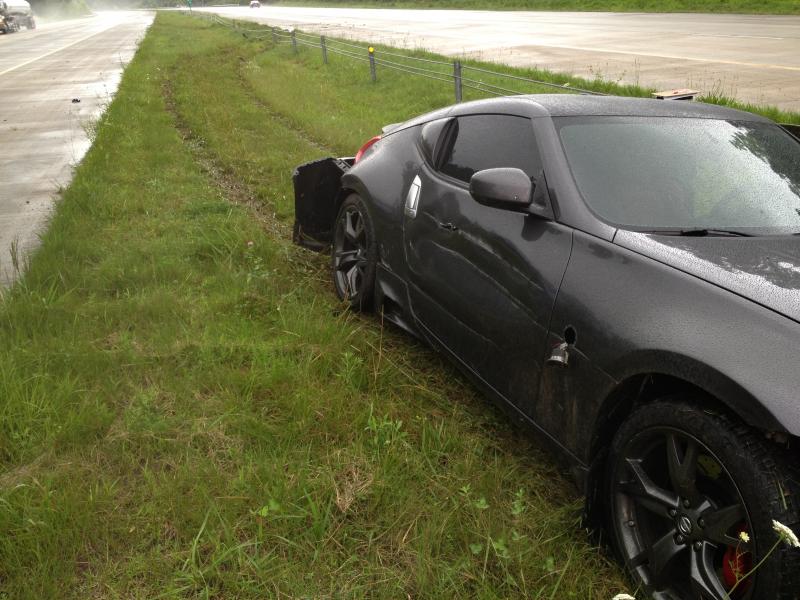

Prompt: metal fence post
xmin=321 ymin=35 xmax=328 ymax=64
xmin=368 ymin=46 xmax=376 ymax=82
xmin=271 ymin=27 xmax=277 ymax=45
xmin=453 ymin=60 xmax=462 ymax=103
xmin=291 ymin=30 xmax=297 ymax=53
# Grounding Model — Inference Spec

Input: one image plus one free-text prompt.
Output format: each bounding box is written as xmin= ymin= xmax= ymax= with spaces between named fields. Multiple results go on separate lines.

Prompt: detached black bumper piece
xmin=292 ymin=157 xmax=352 ymax=251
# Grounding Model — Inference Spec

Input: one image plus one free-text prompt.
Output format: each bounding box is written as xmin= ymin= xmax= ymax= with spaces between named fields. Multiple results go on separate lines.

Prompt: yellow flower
xmin=739 ymin=531 xmax=750 ymax=543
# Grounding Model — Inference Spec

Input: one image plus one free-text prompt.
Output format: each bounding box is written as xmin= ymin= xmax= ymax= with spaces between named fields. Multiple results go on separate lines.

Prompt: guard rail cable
xmin=184 ymin=10 xmax=608 ymax=103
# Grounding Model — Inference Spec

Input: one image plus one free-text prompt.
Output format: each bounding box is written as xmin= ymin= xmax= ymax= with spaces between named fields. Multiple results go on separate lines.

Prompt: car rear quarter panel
xmin=341 ymin=126 xmax=423 ymax=278
xmin=549 ymin=230 xmax=800 ymax=462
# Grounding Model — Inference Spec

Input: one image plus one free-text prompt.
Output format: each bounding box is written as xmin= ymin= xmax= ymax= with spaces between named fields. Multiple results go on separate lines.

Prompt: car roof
xmin=447 ymin=94 xmax=772 ymax=122
xmin=386 ymin=93 xmax=772 ymax=139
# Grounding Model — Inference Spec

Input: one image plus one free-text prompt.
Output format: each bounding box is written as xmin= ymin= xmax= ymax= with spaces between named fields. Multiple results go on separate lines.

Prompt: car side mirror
xmin=469 ymin=168 xmax=532 ymax=212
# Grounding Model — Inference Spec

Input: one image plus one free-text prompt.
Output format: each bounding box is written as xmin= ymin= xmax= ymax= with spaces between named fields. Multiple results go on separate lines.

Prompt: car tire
xmin=331 ymin=194 xmax=377 ymax=312
xmin=605 ymin=398 xmax=800 ymax=600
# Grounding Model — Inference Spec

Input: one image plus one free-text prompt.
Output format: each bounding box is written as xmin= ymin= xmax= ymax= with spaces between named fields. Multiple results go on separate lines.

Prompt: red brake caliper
xmin=722 ymin=524 xmax=753 ymax=595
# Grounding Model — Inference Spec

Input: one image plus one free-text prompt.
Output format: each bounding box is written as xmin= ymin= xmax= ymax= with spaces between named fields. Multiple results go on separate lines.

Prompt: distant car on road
xmin=249 ymin=0 xmax=260 ymax=7
xmin=292 ymin=95 xmax=800 ymax=600
xmin=0 ymin=0 xmax=35 ymax=33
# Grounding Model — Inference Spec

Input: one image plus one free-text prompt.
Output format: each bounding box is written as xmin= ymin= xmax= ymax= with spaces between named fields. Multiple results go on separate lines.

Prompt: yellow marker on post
xmin=368 ymin=46 xmax=376 ymax=82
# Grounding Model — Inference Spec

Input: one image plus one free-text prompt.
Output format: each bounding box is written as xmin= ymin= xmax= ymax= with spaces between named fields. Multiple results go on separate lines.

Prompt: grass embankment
xmin=267 ymin=0 xmax=800 ymax=15
xmin=0 ymin=12 xmax=630 ymax=598
xmin=207 ymin=12 xmax=800 ymax=126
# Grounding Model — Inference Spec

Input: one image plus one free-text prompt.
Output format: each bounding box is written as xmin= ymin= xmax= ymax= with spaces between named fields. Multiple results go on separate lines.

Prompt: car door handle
xmin=438 ymin=221 xmax=458 ymax=231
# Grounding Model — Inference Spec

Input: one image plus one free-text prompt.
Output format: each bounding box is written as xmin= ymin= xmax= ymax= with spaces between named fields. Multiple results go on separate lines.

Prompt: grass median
xmin=0 ymin=11 xmax=631 ymax=599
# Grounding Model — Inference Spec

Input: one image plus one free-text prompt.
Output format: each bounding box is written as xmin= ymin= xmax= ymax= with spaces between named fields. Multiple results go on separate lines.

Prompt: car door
xmin=402 ymin=113 xmax=574 ymax=417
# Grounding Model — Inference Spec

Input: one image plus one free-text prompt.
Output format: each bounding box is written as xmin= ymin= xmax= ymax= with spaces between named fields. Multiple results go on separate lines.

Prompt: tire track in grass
xmin=161 ymin=70 xmax=334 ymax=296
xmin=162 ymin=76 xmax=290 ymax=241
xmin=236 ymin=61 xmax=336 ymax=158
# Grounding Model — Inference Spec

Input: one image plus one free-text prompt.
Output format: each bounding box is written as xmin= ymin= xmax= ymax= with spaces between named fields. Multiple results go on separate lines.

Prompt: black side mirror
xmin=469 ymin=168 xmax=532 ymax=211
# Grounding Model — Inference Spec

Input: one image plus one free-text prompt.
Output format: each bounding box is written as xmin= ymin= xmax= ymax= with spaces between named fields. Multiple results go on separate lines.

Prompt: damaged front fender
xmin=292 ymin=157 xmax=353 ymax=251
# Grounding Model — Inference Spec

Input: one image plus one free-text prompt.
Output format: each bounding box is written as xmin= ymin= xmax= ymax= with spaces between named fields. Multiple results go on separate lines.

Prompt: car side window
xmin=439 ymin=115 xmax=541 ymax=183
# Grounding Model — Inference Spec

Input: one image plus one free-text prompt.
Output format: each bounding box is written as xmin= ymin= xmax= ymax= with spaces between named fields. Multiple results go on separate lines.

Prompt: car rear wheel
xmin=332 ymin=194 xmax=377 ymax=311
xmin=606 ymin=399 xmax=800 ymax=599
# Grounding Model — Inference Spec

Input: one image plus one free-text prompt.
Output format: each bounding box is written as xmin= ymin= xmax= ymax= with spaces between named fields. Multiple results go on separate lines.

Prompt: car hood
xmin=614 ymin=231 xmax=800 ymax=324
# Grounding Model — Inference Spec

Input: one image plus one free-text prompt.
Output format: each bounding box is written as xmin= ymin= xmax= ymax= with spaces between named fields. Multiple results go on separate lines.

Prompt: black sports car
xmin=292 ymin=95 xmax=800 ymax=600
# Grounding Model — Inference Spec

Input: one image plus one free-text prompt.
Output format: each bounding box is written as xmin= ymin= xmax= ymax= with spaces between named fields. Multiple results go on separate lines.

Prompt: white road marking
xmin=690 ymin=33 xmax=786 ymax=40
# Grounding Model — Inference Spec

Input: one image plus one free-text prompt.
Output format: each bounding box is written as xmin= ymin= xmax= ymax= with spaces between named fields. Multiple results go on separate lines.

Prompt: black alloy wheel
xmin=607 ymin=399 xmax=800 ymax=600
xmin=332 ymin=194 xmax=376 ymax=311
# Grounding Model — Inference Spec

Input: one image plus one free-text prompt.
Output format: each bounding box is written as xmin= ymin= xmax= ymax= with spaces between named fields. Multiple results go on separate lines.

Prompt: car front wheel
xmin=606 ymin=399 xmax=800 ymax=599
xmin=331 ymin=194 xmax=377 ymax=311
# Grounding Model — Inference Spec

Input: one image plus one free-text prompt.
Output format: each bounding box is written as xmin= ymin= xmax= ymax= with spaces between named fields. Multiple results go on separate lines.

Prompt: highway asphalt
xmin=0 ymin=11 xmax=153 ymax=287
xmin=200 ymin=6 xmax=800 ymax=112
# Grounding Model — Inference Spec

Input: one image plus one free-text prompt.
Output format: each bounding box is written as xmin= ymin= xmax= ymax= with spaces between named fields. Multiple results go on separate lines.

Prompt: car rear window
xmin=556 ymin=116 xmax=800 ymax=234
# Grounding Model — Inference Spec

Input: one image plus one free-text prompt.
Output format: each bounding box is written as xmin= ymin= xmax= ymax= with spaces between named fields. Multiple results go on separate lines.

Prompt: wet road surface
xmin=0 ymin=11 xmax=153 ymax=287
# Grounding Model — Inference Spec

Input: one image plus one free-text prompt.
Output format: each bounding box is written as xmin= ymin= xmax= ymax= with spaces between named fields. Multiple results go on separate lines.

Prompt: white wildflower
xmin=772 ymin=520 xmax=800 ymax=548
xmin=739 ymin=531 xmax=750 ymax=543
xmin=611 ymin=594 xmax=636 ymax=600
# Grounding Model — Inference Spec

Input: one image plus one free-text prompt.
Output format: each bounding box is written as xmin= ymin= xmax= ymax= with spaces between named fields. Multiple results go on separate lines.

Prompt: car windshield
xmin=556 ymin=116 xmax=800 ymax=235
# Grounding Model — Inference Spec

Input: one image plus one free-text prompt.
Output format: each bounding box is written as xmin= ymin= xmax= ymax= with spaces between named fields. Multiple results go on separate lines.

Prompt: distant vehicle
xmin=293 ymin=94 xmax=800 ymax=600
xmin=249 ymin=0 xmax=260 ymax=7
xmin=0 ymin=0 xmax=35 ymax=33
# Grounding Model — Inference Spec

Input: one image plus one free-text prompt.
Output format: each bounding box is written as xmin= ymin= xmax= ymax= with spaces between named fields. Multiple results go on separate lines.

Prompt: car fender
xmin=548 ymin=230 xmax=800 ymax=467
xmin=604 ymin=349 xmax=783 ymax=433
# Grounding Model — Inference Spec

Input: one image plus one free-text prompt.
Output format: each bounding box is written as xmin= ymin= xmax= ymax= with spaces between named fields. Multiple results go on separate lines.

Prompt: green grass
xmin=0 ymin=12 xmax=634 ymax=599
xmin=261 ymin=0 xmax=800 ymax=15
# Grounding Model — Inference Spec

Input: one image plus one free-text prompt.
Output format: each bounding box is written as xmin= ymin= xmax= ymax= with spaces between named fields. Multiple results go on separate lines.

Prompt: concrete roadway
xmin=0 ymin=11 xmax=153 ymax=287
xmin=200 ymin=6 xmax=800 ymax=111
